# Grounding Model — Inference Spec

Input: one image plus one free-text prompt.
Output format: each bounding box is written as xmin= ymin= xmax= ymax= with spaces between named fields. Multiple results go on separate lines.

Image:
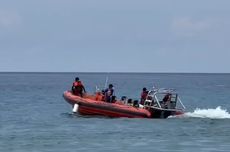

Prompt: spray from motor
xmin=184 ymin=106 xmax=230 ymax=119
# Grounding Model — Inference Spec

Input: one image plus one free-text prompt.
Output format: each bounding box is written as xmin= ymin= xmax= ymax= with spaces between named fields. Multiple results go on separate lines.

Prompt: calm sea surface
xmin=1 ymin=73 xmax=230 ymax=152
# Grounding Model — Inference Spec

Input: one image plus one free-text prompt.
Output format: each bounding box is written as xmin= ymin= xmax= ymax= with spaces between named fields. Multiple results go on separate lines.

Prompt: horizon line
xmin=0 ymin=71 xmax=230 ymax=74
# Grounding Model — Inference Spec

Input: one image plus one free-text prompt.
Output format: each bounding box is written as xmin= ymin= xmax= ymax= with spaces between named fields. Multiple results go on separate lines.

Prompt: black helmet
xmin=75 ymin=77 xmax=79 ymax=81
xmin=143 ymin=87 xmax=147 ymax=91
xmin=109 ymin=84 xmax=113 ymax=88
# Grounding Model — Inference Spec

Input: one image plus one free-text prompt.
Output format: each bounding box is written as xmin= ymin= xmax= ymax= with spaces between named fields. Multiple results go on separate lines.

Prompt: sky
xmin=0 ymin=0 xmax=230 ymax=73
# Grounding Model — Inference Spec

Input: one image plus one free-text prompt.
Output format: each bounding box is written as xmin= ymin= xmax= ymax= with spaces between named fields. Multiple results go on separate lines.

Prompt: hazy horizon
xmin=1 ymin=71 xmax=230 ymax=74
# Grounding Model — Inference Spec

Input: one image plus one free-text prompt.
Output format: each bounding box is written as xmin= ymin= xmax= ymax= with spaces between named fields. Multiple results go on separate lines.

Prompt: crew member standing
xmin=104 ymin=84 xmax=114 ymax=102
xmin=140 ymin=87 xmax=148 ymax=105
xmin=72 ymin=77 xmax=86 ymax=97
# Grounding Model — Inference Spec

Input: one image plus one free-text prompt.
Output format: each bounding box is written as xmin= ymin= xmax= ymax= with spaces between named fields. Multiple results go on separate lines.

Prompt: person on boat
xmin=104 ymin=84 xmax=114 ymax=103
xmin=121 ymin=96 xmax=127 ymax=104
xmin=140 ymin=87 xmax=148 ymax=105
xmin=72 ymin=77 xmax=86 ymax=97
xmin=127 ymin=98 xmax=133 ymax=106
xmin=133 ymin=100 xmax=139 ymax=108
xmin=162 ymin=93 xmax=171 ymax=108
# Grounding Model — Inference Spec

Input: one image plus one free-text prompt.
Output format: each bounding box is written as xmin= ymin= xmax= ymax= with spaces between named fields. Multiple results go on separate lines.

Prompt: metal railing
xmin=144 ymin=89 xmax=186 ymax=111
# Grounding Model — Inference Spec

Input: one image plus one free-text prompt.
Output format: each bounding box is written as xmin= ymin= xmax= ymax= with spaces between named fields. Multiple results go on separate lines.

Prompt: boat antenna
xmin=104 ymin=73 xmax=109 ymax=89
xmin=95 ymin=85 xmax=100 ymax=92
xmin=152 ymin=84 xmax=157 ymax=91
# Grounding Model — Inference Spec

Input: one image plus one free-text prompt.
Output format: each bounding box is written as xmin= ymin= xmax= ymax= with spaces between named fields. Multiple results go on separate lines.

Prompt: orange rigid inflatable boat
xmin=63 ymin=91 xmax=151 ymax=118
xmin=63 ymin=88 xmax=186 ymax=118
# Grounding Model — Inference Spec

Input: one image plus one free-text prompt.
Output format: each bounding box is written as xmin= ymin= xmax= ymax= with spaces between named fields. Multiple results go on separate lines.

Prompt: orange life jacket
xmin=95 ymin=92 xmax=104 ymax=101
xmin=72 ymin=81 xmax=84 ymax=96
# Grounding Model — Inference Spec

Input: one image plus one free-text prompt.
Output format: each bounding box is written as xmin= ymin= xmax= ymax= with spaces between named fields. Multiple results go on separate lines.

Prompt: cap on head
xmin=109 ymin=84 xmax=113 ymax=88
xmin=143 ymin=87 xmax=147 ymax=91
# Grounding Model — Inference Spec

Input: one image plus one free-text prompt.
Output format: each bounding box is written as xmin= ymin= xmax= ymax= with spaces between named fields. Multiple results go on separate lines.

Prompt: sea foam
xmin=184 ymin=106 xmax=230 ymax=119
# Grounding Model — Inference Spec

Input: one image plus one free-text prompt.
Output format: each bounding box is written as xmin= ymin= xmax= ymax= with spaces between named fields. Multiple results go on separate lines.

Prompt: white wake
xmin=183 ymin=106 xmax=230 ymax=119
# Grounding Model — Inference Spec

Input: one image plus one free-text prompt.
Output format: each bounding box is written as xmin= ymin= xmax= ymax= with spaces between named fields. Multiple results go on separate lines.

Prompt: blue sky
xmin=0 ymin=0 xmax=230 ymax=73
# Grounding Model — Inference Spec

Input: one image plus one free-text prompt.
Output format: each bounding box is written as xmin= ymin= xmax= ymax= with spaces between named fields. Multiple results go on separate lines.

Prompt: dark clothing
xmin=104 ymin=88 xmax=114 ymax=102
xmin=133 ymin=100 xmax=139 ymax=107
xmin=162 ymin=94 xmax=171 ymax=109
xmin=140 ymin=90 xmax=148 ymax=105
xmin=163 ymin=94 xmax=171 ymax=103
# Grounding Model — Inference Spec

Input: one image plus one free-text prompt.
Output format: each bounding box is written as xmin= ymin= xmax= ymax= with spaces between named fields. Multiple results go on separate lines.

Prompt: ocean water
xmin=0 ymin=72 xmax=230 ymax=152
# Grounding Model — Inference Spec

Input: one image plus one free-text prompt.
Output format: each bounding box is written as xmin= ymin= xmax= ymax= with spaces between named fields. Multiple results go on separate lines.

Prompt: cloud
xmin=0 ymin=10 xmax=22 ymax=28
xmin=171 ymin=17 xmax=211 ymax=37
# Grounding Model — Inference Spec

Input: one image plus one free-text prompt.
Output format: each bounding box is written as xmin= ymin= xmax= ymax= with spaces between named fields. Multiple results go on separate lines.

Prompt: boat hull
xmin=63 ymin=91 xmax=184 ymax=118
xmin=63 ymin=91 xmax=151 ymax=118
